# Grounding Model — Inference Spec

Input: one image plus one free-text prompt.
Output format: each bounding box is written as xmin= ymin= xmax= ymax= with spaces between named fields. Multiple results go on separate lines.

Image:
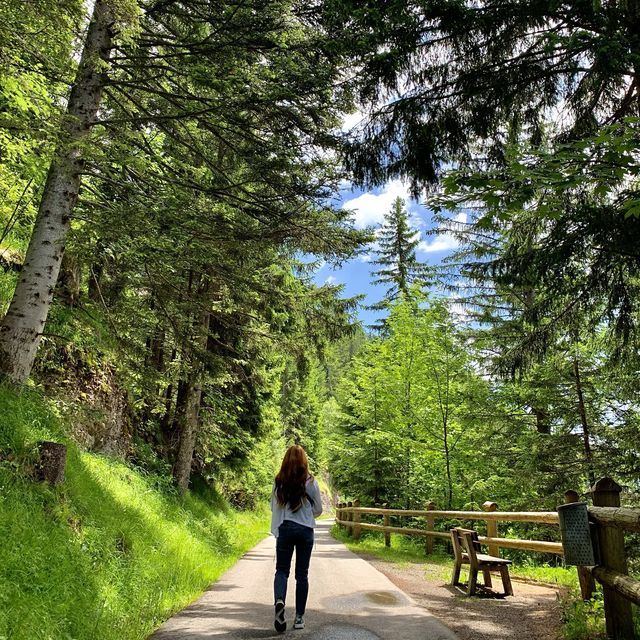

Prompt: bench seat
xmin=450 ymin=527 xmax=514 ymax=596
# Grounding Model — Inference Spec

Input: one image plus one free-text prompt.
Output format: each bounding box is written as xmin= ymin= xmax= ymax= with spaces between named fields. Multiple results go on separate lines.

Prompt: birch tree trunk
xmin=0 ymin=0 xmax=114 ymax=384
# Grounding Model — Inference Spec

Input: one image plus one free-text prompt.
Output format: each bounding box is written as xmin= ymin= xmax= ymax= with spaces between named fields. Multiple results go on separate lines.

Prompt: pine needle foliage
xmin=368 ymin=197 xmax=432 ymax=328
xmin=321 ymin=0 xmax=640 ymax=194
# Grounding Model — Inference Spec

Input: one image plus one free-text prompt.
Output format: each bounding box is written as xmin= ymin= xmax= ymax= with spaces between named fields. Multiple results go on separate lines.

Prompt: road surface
xmin=150 ymin=520 xmax=459 ymax=640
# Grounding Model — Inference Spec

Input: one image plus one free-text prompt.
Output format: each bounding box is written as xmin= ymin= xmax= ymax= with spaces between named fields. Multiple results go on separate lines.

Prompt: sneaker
xmin=294 ymin=614 xmax=305 ymax=630
xmin=274 ymin=600 xmax=286 ymax=633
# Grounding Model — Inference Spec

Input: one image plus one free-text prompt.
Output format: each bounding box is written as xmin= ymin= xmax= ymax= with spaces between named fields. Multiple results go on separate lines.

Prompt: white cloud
xmin=409 ymin=213 xmax=428 ymax=230
xmin=454 ymin=211 xmax=467 ymax=223
xmin=418 ymin=237 xmax=459 ymax=253
xmin=342 ymin=180 xmax=410 ymax=228
xmin=325 ymin=275 xmax=337 ymax=284
xmin=446 ymin=293 xmax=470 ymax=324
xmin=358 ymin=253 xmax=372 ymax=263
xmin=341 ymin=110 xmax=365 ymax=133
xmin=417 ymin=212 xmax=467 ymax=254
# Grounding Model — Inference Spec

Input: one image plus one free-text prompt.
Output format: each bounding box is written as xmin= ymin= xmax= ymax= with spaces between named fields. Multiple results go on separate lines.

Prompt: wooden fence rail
xmin=335 ymin=502 xmax=563 ymax=555
xmin=336 ymin=477 xmax=639 ymax=640
xmin=584 ymin=478 xmax=639 ymax=640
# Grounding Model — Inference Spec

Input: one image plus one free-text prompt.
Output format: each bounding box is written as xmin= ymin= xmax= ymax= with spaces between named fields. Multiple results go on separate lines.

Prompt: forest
xmin=1 ymin=1 xmax=639 ymax=639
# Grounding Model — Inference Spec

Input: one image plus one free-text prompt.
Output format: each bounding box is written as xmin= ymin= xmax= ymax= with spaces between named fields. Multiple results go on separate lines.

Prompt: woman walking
xmin=271 ymin=444 xmax=323 ymax=632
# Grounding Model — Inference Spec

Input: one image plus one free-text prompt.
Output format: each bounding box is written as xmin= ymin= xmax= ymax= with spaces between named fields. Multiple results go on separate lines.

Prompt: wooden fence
xmin=580 ymin=478 xmax=640 ymax=640
xmin=336 ymin=477 xmax=639 ymax=640
xmin=335 ymin=501 xmax=563 ymax=554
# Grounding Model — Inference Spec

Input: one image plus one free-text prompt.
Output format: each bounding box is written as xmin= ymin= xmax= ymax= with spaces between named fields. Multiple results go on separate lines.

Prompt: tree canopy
xmin=322 ymin=0 xmax=640 ymax=193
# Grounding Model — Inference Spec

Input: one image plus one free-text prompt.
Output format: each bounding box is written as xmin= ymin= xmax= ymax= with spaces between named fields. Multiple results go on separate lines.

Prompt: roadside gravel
xmin=358 ymin=552 xmax=564 ymax=640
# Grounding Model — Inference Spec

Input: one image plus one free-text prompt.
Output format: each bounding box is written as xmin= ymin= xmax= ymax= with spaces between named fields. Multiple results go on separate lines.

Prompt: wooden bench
xmin=450 ymin=527 xmax=514 ymax=596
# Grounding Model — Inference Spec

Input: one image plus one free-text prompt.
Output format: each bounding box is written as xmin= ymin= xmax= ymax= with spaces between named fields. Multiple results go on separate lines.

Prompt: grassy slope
xmin=0 ymin=386 xmax=270 ymax=640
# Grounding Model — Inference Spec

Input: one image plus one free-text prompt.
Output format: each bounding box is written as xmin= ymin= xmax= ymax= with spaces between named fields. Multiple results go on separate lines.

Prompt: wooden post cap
xmin=354 ymin=499 xmax=361 ymax=507
xmin=482 ymin=501 xmax=498 ymax=511
xmin=425 ymin=501 xmax=435 ymax=510
xmin=591 ymin=478 xmax=622 ymax=494
xmin=564 ymin=490 xmax=580 ymax=503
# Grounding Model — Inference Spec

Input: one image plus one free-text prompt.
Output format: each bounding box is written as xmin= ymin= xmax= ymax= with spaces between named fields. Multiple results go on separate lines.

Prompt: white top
xmin=270 ymin=476 xmax=323 ymax=537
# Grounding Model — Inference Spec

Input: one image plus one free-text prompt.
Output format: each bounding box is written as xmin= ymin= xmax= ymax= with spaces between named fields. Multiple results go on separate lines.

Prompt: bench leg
xmin=500 ymin=566 xmax=513 ymax=596
xmin=451 ymin=561 xmax=462 ymax=587
xmin=482 ymin=567 xmax=492 ymax=588
xmin=467 ymin=568 xmax=478 ymax=596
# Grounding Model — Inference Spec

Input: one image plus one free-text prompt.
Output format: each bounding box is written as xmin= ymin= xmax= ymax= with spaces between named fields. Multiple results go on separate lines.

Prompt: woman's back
xmin=271 ymin=476 xmax=322 ymax=537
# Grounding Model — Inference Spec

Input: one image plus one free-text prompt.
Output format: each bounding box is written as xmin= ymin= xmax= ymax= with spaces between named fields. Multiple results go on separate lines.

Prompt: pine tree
xmin=369 ymin=197 xmax=430 ymax=313
xmin=321 ymin=0 xmax=640 ymax=194
xmin=0 ymin=0 xmax=361 ymax=385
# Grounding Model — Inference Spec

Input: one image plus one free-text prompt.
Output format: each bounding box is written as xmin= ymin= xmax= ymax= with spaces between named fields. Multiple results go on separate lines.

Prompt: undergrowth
xmin=0 ymin=385 xmax=270 ymax=640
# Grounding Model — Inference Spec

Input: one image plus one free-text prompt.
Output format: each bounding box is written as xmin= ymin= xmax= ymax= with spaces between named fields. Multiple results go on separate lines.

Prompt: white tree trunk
xmin=0 ymin=0 xmax=114 ymax=384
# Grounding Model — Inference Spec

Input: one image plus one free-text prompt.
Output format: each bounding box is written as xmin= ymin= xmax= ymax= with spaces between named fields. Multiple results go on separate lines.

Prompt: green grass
xmin=559 ymin=593 xmax=607 ymax=640
xmin=0 ymin=385 xmax=270 ymax=640
xmin=332 ymin=525 xmax=579 ymax=586
xmin=332 ymin=526 xmax=456 ymax=583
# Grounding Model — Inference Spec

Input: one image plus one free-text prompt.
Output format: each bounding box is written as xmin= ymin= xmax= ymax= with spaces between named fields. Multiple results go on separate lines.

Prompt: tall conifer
xmin=369 ymin=197 xmax=430 ymax=314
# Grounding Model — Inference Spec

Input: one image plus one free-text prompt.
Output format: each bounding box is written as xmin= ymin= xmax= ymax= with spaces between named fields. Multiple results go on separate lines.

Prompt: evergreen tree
xmin=429 ymin=155 xmax=640 ymax=492
xmin=0 ymin=0 xmax=360 ymax=385
xmin=369 ymin=197 xmax=430 ymax=315
xmin=321 ymin=1 xmax=640 ymax=193
xmin=330 ymin=296 xmax=490 ymax=508
xmin=432 ymin=123 xmax=640 ymax=363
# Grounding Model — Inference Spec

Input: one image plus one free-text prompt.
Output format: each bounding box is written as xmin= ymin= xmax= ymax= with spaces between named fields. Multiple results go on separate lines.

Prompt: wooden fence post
xmin=425 ymin=501 xmax=435 ymax=554
xmin=564 ymin=490 xmax=596 ymax=601
xmin=383 ymin=503 xmax=391 ymax=547
xmin=591 ymin=478 xmax=635 ymax=640
xmin=347 ymin=501 xmax=353 ymax=537
xmin=483 ymin=501 xmax=499 ymax=556
xmin=353 ymin=499 xmax=361 ymax=541
xmin=336 ymin=502 xmax=343 ymax=526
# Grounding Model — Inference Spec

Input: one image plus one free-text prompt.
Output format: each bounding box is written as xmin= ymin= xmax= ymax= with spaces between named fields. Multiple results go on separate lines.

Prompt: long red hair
xmin=275 ymin=445 xmax=312 ymax=512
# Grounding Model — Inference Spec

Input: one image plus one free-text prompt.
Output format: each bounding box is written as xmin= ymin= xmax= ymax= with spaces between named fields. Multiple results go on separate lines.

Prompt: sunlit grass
xmin=332 ymin=526 xmax=452 ymax=579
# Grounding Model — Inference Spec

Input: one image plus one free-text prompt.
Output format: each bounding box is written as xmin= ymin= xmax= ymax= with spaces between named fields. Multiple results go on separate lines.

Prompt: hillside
xmin=0 ymin=386 xmax=270 ymax=640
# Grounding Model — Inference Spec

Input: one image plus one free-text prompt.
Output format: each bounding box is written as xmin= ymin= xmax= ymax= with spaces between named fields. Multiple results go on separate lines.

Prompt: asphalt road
xmin=150 ymin=520 xmax=459 ymax=640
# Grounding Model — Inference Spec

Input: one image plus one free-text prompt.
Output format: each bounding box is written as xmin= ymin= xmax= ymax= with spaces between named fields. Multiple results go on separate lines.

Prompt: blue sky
xmin=314 ymin=179 xmax=466 ymax=328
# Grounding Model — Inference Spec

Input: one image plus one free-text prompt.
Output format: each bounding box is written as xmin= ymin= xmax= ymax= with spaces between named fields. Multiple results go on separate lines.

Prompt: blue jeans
xmin=274 ymin=520 xmax=314 ymax=615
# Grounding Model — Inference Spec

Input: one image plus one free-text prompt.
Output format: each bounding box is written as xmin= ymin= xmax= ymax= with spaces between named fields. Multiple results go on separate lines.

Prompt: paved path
xmin=150 ymin=520 xmax=458 ymax=640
